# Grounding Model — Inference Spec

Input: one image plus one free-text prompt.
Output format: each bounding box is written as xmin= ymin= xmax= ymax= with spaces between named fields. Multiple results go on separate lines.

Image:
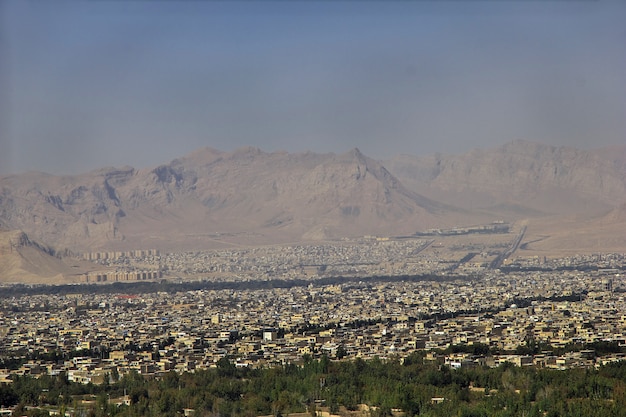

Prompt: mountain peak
xmin=349 ymin=147 xmax=363 ymax=156
xmin=231 ymin=146 xmax=264 ymax=157
xmin=342 ymin=147 xmax=367 ymax=161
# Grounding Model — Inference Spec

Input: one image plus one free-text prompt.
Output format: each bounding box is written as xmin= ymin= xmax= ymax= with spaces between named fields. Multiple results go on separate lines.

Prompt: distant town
xmin=78 ymin=223 xmax=523 ymax=283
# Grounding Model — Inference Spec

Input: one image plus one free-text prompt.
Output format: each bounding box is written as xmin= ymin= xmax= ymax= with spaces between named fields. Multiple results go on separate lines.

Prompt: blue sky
xmin=1 ymin=0 xmax=625 ymax=175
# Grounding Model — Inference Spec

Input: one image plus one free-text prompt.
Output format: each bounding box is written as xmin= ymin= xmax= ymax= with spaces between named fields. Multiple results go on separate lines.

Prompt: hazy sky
xmin=1 ymin=1 xmax=625 ymax=175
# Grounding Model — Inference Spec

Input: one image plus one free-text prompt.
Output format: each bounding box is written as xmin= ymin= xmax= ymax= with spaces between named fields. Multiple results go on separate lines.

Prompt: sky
xmin=0 ymin=0 xmax=625 ymax=175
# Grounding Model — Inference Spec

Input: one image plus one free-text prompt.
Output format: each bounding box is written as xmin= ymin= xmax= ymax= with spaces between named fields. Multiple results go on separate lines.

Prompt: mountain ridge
xmin=385 ymin=140 xmax=626 ymax=216
xmin=0 ymin=140 xmax=624 ymax=261
xmin=0 ymin=147 xmax=453 ymax=252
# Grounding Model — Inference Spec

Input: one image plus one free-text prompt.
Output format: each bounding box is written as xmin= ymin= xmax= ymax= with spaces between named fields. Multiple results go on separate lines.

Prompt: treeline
xmin=3 ymin=354 xmax=626 ymax=417
xmin=0 ymin=274 xmax=472 ymax=299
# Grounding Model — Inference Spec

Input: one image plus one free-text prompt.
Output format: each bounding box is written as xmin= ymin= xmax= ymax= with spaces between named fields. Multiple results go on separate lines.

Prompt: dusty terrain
xmin=0 ymin=230 xmax=95 ymax=284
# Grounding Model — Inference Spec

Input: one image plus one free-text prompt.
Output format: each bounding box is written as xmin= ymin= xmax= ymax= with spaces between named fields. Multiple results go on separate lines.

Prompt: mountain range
xmin=1 ymin=147 xmax=455 ymax=252
xmin=385 ymin=140 xmax=626 ymax=216
xmin=1 ymin=140 xmax=625 ymax=282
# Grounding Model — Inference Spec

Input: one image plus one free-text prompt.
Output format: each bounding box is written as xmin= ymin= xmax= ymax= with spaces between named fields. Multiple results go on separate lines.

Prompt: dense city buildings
xmin=2 ymin=243 xmax=625 ymax=386
xmin=1 ymin=229 xmax=626 ymax=417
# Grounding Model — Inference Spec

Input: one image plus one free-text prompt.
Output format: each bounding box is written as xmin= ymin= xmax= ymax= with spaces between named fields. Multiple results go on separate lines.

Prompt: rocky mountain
xmin=1 ymin=141 xmax=624 ymax=261
xmin=385 ymin=140 xmax=626 ymax=217
xmin=0 ymin=147 xmax=455 ymax=253
xmin=0 ymin=169 xmax=128 ymax=251
xmin=0 ymin=230 xmax=87 ymax=284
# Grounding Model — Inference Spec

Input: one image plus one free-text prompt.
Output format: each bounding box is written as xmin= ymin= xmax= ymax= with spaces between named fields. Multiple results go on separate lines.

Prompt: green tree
xmin=0 ymin=384 xmax=19 ymax=407
xmin=336 ymin=345 xmax=347 ymax=360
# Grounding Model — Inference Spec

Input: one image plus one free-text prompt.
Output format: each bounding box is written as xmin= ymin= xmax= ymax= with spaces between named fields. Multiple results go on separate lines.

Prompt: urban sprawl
xmin=2 ymin=228 xmax=626 ymax=388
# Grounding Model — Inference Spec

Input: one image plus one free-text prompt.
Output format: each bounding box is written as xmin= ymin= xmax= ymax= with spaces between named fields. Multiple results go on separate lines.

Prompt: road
xmin=489 ymin=226 xmax=527 ymax=270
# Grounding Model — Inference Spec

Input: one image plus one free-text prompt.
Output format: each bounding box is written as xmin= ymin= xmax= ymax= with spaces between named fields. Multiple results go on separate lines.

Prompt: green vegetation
xmin=3 ymin=355 xmax=626 ymax=417
xmin=0 ymin=274 xmax=473 ymax=299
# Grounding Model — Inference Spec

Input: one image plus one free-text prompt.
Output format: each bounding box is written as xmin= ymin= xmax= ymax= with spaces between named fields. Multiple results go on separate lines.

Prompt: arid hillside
xmin=385 ymin=140 xmax=626 ymax=217
xmin=0 ymin=230 xmax=88 ymax=284
xmin=0 ymin=148 xmax=462 ymax=253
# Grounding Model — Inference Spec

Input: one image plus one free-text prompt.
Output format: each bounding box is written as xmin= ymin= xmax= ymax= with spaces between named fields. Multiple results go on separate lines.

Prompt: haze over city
xmin=3 ymin=4 xmax=626 ymax=416
xmin=1 ymin=0 xmax=625 ymax=175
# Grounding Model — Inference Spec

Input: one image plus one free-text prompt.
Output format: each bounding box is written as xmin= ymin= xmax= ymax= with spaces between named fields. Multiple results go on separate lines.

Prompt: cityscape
xmin=2 ymin=0 xmax=626 ymax=415
xmin=2 ymin=230 xmax=626 ymax=416
xmin=3 ymin=254 xmax=626 ymax=380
